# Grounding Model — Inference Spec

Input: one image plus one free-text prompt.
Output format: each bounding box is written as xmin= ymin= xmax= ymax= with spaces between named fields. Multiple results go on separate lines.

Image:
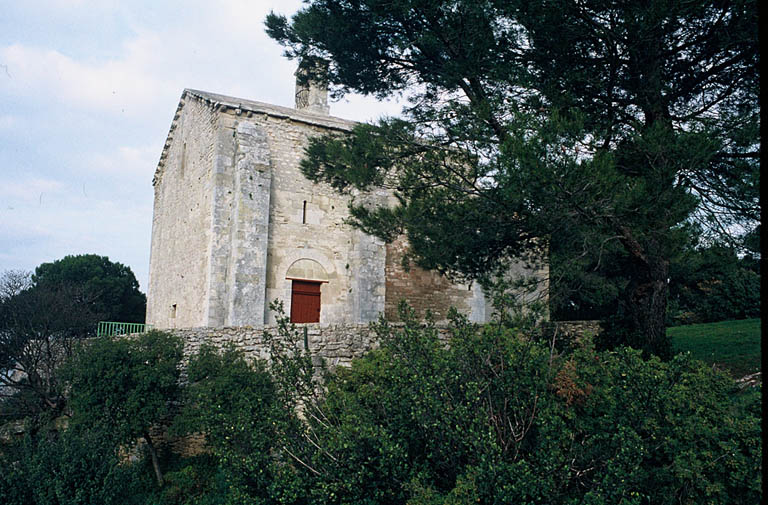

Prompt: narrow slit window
xmin=302 ymin=200 xmax=307 ymax=224
xmin=180 ymin=143 xmax=186 ymax=177
xmin=170 ymin=304 xmax=177 ymax=319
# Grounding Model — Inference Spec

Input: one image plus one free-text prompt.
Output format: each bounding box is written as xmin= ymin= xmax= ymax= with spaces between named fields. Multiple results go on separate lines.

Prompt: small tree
xmin=34 ymin=254 xmax=146 ymax=323
xmin=64 ymin=330 xmax=183 ymax=487
xmin=0 ymin=271 xmax=98 ymax=421
xmin=173 ymin=345 xmax=287 ymax=504
xmin=0 ymin=270 xmax=32 ymax=301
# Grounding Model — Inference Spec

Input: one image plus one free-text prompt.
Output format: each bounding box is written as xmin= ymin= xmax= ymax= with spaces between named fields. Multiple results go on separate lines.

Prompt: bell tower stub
xmin=295 ymin=61 xmax=330 ymax=115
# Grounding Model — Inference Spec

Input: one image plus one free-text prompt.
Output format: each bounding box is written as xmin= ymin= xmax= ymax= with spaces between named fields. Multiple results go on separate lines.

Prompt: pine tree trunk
xmin=144 ymin=431 xmax=164 ymax=488
xmin=619 ymin=229 xmax=672 ymax=359
xmin=625 ymin=260 xmax=671 ymax=359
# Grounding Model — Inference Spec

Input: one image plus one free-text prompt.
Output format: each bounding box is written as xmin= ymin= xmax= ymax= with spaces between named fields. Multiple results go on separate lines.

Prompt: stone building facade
xmin=146 ymin=75 xmax=545 ymax=330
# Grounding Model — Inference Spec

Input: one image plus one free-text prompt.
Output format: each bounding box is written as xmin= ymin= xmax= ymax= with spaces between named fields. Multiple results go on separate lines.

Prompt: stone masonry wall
xmin=169 ymin=321 xmax=599 ymax=370
xmin=147 ymin=97 xmax=219 ymax=329
xmin=243 ymin=109 xmax=388 ymax=326
xmin=147 ymin=89 xmax=545 ymax=329
xmin=171 ymin=323 xmax=381 ymax=369
xmin=385 ymin=236 xmax=489 ymax=323
xmin=204 ymin=115 xmax=272 ymax=326
xmin=148 ymin=90 xmax=389 ymax=329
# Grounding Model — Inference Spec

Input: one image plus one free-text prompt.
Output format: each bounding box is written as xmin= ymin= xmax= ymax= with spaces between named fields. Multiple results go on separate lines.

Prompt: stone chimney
xmin=295 ymin=60 xmax=330 ymax=115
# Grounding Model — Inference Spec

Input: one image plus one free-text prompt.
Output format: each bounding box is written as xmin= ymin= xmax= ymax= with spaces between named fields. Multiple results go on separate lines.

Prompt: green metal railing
xmin=97 ymin=321 xmax=152 ymax=337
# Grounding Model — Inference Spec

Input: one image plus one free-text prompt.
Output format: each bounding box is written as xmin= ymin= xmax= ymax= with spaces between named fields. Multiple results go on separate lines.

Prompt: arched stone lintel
xmin=286 ymin=258 xmax=329 ymax=282
xmin=279 ymin=249 xmax=336 ymax=281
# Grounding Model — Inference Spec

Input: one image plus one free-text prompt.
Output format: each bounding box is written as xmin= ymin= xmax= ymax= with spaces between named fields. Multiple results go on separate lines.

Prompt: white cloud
xmin=0 ymin=40 xmax=177 ymax=117
xmin=0 ymin=187 xmax=153 ymax=286
xmin=0 ymin=1 xmax=304 ymax=118
xmin=40 ymin=0 xmax=92 ymax=7
xmin=0 ymin=0 xmax=402 ymax=122
xmin=0 ymin=0 xmax=408 ymax=291
xmin=81 ymin=144 xmax=160 ymax=178
xmin=0 ymin=177 xmax=65 ymax=206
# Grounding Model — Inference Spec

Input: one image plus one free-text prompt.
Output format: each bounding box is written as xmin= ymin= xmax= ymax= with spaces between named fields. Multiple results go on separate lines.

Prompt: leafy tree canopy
xmin=551 ymin=234 xmax=762 ymax=324
xmin=1 ymin=305 xmax=761 ymax=504
xmin=266 ymin=0 xmax=759 ymax=358
xmin=0 ymin=271 xmax=98 ymax=420
xmin=667 ymin=242 xmax=761 ymax=325
xmin=0 ymin=255 xmax=146 ymax=420
xmin=34 ymin=254 xmax=146 ymax=323
xmin=63 ymin=330 xmax=183 ymax=487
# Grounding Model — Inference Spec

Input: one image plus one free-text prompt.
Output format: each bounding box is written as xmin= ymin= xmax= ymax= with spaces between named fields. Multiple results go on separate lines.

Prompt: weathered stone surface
xmin=171 ymin=323 xmax=382 ymax=370
xmin=167 ymin=320 xmax=605 ymax=372
xmin=147 ymin=81 xmax=548 ymax=331
xmin=295 ymin=64 xmax=330 ymax=115
xmin=147 ymin=97 xmax=217 ymax=329
xmin=384 ymin=236 xmax=491 ymax=323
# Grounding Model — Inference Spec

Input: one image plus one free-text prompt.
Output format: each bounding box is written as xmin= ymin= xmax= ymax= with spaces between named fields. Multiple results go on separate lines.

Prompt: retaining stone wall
xmin=169 ymin=320 xmax=601 ymax=370
xmin=171 ymin=324 xmax=380 ymax=369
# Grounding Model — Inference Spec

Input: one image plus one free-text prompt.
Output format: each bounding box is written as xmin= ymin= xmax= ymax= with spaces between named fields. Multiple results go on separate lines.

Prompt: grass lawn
xmin=669 ymin=318 xmax=761 ymax=378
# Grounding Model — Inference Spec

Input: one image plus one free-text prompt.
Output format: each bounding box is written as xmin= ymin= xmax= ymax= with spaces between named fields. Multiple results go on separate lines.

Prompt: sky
xmin=0 ymin=0 xmax=402 ymax=291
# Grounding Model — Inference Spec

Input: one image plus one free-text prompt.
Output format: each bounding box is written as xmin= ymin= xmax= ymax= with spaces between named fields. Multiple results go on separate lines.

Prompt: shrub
xmin=0 ymin=426 xmax=150 ymax=505
xmin=282 ymin=307 xmax=762 ymax=504
xmin=171 ymin=344 xmax=304 ymax=505
xmin=6 ymin=306 xmax=759 ymax=504
xmin=63 ymin=330 xmax=183 ymax=488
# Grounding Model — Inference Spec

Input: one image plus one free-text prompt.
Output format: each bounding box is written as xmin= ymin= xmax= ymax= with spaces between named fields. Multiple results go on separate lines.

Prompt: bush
xmin=0 ymin=426 xmax=151 ymax=505
xmin=158 ymin=454 xmax=223 ymax=505
xmin=170 ymin=343 xmax=305 ymax=505
xmin=5 ymin=306 xmax=759 ymax=504
xmin=63 ymin=330 xmax=183 ymax=488
xmin=283 ymin=307 xmax=762 ymax=504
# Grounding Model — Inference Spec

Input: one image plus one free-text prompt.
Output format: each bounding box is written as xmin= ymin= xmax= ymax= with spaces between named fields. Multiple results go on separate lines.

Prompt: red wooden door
xmin=290 ymin=280 xmax=321 ymax=323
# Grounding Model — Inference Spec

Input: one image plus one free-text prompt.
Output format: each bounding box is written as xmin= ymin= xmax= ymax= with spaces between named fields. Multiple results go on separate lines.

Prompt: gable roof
xmin=153 ymin=88 xmax=357 ymax=185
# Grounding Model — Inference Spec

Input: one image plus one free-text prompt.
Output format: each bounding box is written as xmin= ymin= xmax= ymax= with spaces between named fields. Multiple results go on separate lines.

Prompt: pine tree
xmin=266 ymin=0 xmax=759 ymax=357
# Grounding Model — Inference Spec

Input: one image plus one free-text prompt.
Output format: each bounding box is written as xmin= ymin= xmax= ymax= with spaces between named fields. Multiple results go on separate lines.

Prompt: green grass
xmin=669 ymin=318 xmax=761 ymax=378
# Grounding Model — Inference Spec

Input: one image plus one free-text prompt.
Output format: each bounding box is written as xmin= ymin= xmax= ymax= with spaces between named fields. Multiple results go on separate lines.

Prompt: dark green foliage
xmin=0 ymin=255 xmax=145 ymax=423
xmin=284 ymin=307 xmax=761 ymax=504
xmin=668 ymin=244 xmax=760 ymax=325
xmin=160 ymin=307 xmax=319 ymax=504
xmin=34 ymin=254 xmax=146 ymax=323
xmin=2 ymin=307 xmax=761 ymax=503
xmin=549 ymin=224 xmax=628 ymax=321
xmin=63 ymin=330 xmax=183 ymax=486
xmin=266 ymin=0 xmax=760 ymax=358
xmin=64 ymin=330 xmax=183 ymax=441
xmin=0 ymin=427 xmax=151 ymax=505
xmin=0 ymin=271 xmax=99 ymax=421
xmin=171 ymin=345 xmax=287 ymax=504
xmin=157 ymin=455 xmax=223 ymax=505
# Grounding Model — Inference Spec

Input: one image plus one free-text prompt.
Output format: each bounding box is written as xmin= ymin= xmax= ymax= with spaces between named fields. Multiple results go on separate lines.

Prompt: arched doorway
xmin=286 ymin=259 xmax=329 ymax=323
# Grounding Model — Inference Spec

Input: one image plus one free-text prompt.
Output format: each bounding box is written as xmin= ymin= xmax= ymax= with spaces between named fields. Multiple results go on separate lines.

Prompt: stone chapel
xmin=146 ymin=73 xmax=545 ymax=329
